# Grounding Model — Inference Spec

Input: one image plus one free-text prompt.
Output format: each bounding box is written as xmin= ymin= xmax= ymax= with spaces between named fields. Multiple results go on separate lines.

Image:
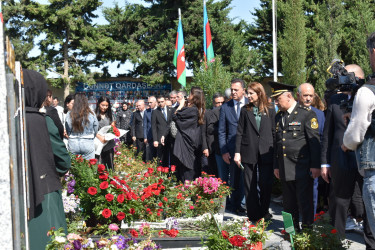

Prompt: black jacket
xmin=235 ymin=106 xmax=276 ymax=164
xmin=152 ymin=106 xmax=173 ymax=143
xmin=116 ymin=108 xmax=132 ymax=130
xmin=321 ymin=94 xmax=358 ymax=198
xmin=274 ymin=104 xmax=321 ymax=181
xmin=131 ymin=110 xmax=144 ymax=139
xmin=202 ymin=107 xmax=221 ymax=155
xmin=173 ymin=106 xmax=202 ymax=169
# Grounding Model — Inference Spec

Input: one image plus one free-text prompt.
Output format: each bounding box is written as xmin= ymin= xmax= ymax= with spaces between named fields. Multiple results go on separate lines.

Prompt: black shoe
xmin=264 ymin=213 xmax=273 ymax=222
xmin=234 ymin=207 xmax=247 ymax=216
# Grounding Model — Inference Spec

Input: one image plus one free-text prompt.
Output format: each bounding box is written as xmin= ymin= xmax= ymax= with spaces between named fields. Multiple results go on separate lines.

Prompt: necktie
xmin=282 ymin=111 xmax=287 ymax=126
xmin=162 ymin=108 xmax=167 ymax=120
xmin=236 ymin=101 xmax=241 ymax=119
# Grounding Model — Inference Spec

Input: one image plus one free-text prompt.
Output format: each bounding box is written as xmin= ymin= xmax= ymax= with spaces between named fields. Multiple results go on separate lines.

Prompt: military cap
xmin=268 ymin=81 xmax=296 ymax=97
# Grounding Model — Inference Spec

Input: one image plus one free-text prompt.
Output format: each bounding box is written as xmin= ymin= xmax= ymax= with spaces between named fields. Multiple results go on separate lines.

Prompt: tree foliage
xmin=279 ymin=0 xmax=306 ymax=87
xmin=3 ymin=0 xmax=103 ymax=96
xmin=99 ymin=0 xmax=252 ymax=84
xmin=189 ymin=57 xmax=232 ymax=109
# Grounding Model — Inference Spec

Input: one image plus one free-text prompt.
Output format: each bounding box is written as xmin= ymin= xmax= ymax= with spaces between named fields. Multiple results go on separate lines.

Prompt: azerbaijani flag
xmin=173 ymin=10 xmax=186 ymax=87
xmin=203 ymin=0 xmax=214 ymax=63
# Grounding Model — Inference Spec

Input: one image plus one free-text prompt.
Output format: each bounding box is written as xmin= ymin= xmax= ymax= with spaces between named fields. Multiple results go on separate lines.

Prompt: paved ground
xmin=167 ymin=200 xmax=366 ymax=249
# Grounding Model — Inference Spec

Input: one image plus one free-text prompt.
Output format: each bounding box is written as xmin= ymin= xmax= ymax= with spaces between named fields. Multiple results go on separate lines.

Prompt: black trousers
xmin=282 ymin=177 xmax=314 ymax=229
xmin=134 ymin=138 xmax=145 ymax=162
xmin=156 ymin=143 xmax=170 ymax=167
xmin=243 ymin=162 xmax=273 ymax=221
xmin=329 ymin=171 xmax=375 ymax=249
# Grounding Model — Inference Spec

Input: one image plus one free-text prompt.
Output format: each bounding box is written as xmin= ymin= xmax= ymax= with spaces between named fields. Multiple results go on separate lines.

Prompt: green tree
xmin=304 ymin=0 xmax=344 ymax=96
xmin=189 ymin=57 xmax=231 ymax=108
xmin=99 ymin=0 xmax=252 ymax=84
xmin=339 ymin=0 xmax=375 ymax=76
xmin=3 ymin=0 xmax=103 ymax=97
xmin=279 ymin=0 xmax=307 ymax=86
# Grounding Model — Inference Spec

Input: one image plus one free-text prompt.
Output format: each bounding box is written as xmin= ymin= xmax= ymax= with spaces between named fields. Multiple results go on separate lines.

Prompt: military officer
xmin=269 ymin=81 xmax=321 ymax=229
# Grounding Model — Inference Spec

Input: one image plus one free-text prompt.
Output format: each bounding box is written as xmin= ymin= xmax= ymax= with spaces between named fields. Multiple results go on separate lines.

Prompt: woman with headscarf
xmin=171 ymin=87 xmax=205 ymax=182
xmin=24 ymin=69 xmax=71 ymax=249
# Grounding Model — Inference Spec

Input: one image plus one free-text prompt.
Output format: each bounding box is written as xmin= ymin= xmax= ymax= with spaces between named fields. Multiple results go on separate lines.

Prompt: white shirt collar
xmin=287 ymin=101 xmax=297 ymax=114
xmin=233 ymin=96 xmax=245 ymax=105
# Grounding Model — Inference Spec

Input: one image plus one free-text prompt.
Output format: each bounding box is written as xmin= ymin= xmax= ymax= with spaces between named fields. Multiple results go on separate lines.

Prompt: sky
xmin=34 ymin=0 xmax=261 ymax=77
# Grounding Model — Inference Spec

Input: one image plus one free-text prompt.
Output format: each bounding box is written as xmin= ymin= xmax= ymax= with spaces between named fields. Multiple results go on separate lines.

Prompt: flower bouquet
xmin=202 ymin=215 xmax=270 ymax=250
xmin=180 ymin=172 xmax=231 ymax=215
xmin=291 ymin=211 xmax=351 ymax=249
xmin=46 ymin=226 xmax=161 ymax=250
xmin=94 ymin=124 xmax=127 ymax=155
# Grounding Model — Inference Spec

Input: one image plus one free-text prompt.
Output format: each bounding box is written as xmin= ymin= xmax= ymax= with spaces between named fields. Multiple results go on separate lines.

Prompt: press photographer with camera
xmin=343 ymin=32 xmax=375 ymax=238
xmin=321 ymin=62 xmax=375 ymax=246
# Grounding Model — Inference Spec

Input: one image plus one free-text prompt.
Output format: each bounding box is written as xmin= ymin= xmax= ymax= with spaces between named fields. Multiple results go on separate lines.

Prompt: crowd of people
xmin=22 ymin=32 xmax=375 ymax=249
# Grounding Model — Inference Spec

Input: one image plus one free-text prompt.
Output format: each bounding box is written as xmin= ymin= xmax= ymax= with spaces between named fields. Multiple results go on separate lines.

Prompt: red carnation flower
xmin=99 ymin=173 xmax=108 ymax=180
xmin=221 ymin=230 xmax=229 ymax=239
xmin=163 ymin=167 xmax=169 ymax=173
xmin=157 ymin=166 xmax=163 ymax=172
xmin=129 ymin=208 xmax=135 ymax=215
xmin=130 ymin=229 xmax=138 ymax=238
xmin=229 ymin=235 xmax=247 ymax=247
xmin=158 ymin=202 xmax=163 ymax=207
xmin=87 ymin=187 xmax=97 ymax=195
xmin=100 ymin=181 xmax=109 ymax=189
xmin=97 ymin=164 xmax=105 ymax=172
xmin=321 ymin=233 xmax=327 ymax=238
xmin=117 ymin=194 xmax=125 ymax=203
xmin=281 ymin=229 xmax=286 ymax=235
xmin=89 ymin=159 xmax=98 ymax=165
xmin=189 ymin=205 xmax=194 ymax=209
xmin=331 ymin=229 xmax=337 ymax=234
xmin=171 ymin=165 xmax=176 ymax=172
xmin=117 ymin=212 xmax=125 ymax=221
xmin=105 ymin=194 xmax=114 ymax=202
xmin=163 ymin=197 xmax=168 ymax=202
xmin=102 ymin=209 xmax=112 ymax=218
xmin=147 ymin=168 xmax=154 ymax=174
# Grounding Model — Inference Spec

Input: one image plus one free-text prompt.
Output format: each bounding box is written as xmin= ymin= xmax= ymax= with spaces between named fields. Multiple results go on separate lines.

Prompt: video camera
xmin=325 ymin=60 xmax=365 ymax=114
xmin=325 ymin=59 xmax=365 ymax=92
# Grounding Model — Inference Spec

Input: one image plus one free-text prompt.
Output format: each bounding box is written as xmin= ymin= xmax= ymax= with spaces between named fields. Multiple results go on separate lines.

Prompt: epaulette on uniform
xmin=297 ymin=104 xmax=311 ymax=111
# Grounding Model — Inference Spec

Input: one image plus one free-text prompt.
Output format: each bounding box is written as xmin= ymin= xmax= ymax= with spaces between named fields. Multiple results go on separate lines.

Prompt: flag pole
xmin=178 ymin=8 xmax=181 ymax=20
xmin=272 ymin=0 xmax=277 ymax=82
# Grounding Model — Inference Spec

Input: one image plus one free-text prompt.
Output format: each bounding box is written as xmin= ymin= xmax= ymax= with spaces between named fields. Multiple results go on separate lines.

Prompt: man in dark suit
xmin=131 ymin=100 xmax=146 ymax=160
xmin=202 ymin=93 xmax=225 ymax=176
xmin=321 ymin=65 xmax=375 ymax=247
xmin=271 ymin=81 xmax=321 ymax=229
xmin=218 ymin=79 xmax=249 ymax=215
xmin=152 ymin=96 xmax=173 ymax=167
xmin=297 ymin=83 xmax=325 ymax=215
xmin=144 ymin=96 xmax=158 ymax=162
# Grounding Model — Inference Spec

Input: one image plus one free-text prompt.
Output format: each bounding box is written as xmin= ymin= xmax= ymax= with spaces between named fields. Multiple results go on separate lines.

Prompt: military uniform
xmin=275 ymin=103 xmax=321 ymax=227
xmin=269 ymin=81 xmax=321 ymax=228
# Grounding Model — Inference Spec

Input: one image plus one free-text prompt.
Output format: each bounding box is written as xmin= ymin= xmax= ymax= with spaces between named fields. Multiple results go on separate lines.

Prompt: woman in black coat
xmin=171 ymin=87 xmax=205 ymax=183
xmin=234 ymin=82 xmax=276 ymax=221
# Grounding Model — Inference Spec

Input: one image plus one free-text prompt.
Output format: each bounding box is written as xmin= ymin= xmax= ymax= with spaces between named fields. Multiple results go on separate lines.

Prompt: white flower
xmin=111 ymin=245 xmax=119 ymax=250
xmin=55 ymin=236 xmax=66 ymax=243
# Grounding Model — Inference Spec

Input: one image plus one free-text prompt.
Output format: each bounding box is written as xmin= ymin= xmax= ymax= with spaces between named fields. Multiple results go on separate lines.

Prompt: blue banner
xmin=76 ymin=81 xmax=171 ymax=92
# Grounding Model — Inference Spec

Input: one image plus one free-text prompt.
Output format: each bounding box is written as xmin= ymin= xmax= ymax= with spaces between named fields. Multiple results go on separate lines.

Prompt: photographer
xmin=343 ymin=32 xmax=375 ymax=238
xmin=321 ymin=64 xmax=373 ymax=242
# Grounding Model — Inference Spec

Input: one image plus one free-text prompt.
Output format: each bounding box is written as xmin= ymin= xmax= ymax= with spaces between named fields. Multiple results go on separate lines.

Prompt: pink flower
xmin=108 ymin=224 xmax=119 ymax=231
